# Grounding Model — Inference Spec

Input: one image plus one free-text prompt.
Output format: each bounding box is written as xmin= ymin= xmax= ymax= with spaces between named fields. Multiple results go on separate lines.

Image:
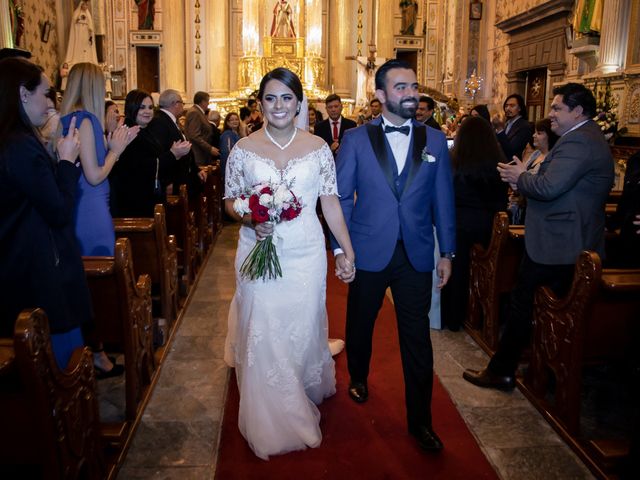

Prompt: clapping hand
xmin=497 ymin=156 xmax=525 ymax=186
xmin=335 ymin=254 xmax=356 ymax=283
xmin=107 ymin=119 xmax=140 ymax=156
xmin=56 ymin=116 xmax=80 ymax=163
xmin=170 ymin=140 xmax=191 ymax=159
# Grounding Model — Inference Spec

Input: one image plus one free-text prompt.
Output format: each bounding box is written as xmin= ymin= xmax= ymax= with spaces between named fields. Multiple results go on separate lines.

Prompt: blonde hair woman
xmin=60 ymin=62 xmax=138 ymax=377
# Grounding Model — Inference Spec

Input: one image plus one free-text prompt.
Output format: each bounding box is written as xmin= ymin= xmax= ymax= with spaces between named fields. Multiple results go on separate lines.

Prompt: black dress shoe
xmin=462 ymin=368 xmax=515 ymax=391
xmin=348 ymin=381 xmax=368 ymax=403
xmin=409 ymin=426 xmax=443 ymax=452
xmin=95 ymin=363 xmax=125 ymax=380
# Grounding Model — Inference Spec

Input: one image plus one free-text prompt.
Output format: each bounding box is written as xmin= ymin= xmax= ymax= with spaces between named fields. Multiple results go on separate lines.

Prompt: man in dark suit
xmin=314 ymin=93 xmax=357 ymax=155
xmin=146 ymin=89 xmax=206 ymax=200
xmin=415 ymin=95 xmax=441 ymax=131
xmin=463 ymin=82 xmax=614 ymax=390
xmin=364 ymin=97 xmax=382 ymax=122
xmin=184 ymin=91 xmax=219 ymax=166
xmin=207 ymin=109 xmax=222 ymax=162
xmin=493 ymin=93 xmax=532 ymax=160
xmin=333 ymin=59 xmax=456 ymax=452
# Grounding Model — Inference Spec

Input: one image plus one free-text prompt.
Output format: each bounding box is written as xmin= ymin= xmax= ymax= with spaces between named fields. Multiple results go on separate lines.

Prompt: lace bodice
xmin=224 ymin=142 xmax=338 ymax=206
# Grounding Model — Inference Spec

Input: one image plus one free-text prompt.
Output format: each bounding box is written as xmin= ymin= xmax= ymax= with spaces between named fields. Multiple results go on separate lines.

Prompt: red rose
xmin=260 ymin=186 xmax=273 ymax=195
xmin=249 ymin=194 xmax=259 ymax=210
xmin=281 ymin=206 xmax=299 ymax=221
xmin=252 ymin=205 xmax=269 ymax=223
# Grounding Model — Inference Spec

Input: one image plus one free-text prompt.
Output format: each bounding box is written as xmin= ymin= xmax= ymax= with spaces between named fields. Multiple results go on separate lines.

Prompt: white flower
xmin=259 ymin=193 xmax=273 ymax=206
xmin=233 ymin=197 xmax=250 ymax=216
xmin=273 ymin=183 xmax=293 ymax=206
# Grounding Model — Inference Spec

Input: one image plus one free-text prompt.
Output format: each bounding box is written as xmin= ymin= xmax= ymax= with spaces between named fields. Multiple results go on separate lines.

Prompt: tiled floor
xmin=116 ymin=225 xmax=595 ymax=479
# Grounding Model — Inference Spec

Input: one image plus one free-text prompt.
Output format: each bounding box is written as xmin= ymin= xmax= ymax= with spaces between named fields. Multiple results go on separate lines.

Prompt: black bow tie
xmin=384 ymin=125 xmax=410 ymax=135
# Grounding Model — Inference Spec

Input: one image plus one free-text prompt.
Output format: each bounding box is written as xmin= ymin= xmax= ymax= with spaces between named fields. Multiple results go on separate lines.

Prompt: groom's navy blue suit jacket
xmin=332 ymin=117 xmax=456 ymax=272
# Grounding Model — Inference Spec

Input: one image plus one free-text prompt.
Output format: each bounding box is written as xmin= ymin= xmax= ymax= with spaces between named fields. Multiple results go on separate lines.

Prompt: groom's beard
xmin=386 ymin=97 xmax=418 ymax=119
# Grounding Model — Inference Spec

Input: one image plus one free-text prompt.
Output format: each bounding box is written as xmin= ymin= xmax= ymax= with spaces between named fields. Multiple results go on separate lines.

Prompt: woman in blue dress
xmin=60 ymin=62 xmax=138 ymax=375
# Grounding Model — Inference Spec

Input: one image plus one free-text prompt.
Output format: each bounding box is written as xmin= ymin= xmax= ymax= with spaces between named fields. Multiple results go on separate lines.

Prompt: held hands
xmin=497 ymin=155 xmax=525 ymax=186
xmin=249 ymin=218 xmax=274 ymax=241
xmin=108 ymin=119 xmax=140 ymax=156
xmin=335 ymin=253 xmax=356 ymax=283
xmin=330 ymin=140 xmax=340 ymax=152
xmin=57 ymin=116 xmax=80 ymax=163
xmin=198 ymin=167 xmax=208 ymax=182
xmin=170 ymin=140 xmax=191 ymax=159
xmin=436 ymin=257 xmax=452 ymax=289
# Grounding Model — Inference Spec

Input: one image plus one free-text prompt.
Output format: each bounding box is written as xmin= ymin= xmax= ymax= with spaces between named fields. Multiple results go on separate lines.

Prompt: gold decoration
xmin=194 ymin=0 xmax=201 ymax=70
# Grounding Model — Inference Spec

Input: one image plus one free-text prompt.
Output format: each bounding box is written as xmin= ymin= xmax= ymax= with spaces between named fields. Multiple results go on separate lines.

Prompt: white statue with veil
xmin=64 ymin=0 xmax=98 ymax=66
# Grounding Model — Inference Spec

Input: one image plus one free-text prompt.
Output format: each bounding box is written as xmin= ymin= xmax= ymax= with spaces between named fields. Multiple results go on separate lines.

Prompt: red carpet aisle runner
xmin=215 ymin=267 xmax=498 ymax=480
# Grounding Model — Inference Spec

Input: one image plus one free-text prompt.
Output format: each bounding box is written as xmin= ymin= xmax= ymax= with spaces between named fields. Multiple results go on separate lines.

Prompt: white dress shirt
xmin=381 ymin=115 xmax=413 ymax=173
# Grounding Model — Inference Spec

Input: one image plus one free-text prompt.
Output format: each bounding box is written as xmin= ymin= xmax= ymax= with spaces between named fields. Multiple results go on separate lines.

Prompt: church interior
xmin=1 ymin=0 xmax=639 ymax=479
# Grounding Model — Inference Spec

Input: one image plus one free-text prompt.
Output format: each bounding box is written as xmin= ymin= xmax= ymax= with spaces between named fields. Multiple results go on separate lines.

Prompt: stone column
xmin=595 ymin=0 xmax=631 ymax=74
xmin=329 ymin=0 xmax=356 ymax=97
xmin=207 ymin=0 xmax=229 ymax=95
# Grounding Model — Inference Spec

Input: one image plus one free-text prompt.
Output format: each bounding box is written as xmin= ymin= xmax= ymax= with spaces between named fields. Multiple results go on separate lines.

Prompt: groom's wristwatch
xmin=440 ymin=252 xmax=455 ymax=260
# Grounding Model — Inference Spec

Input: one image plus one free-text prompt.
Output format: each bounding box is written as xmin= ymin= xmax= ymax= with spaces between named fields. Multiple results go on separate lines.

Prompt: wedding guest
xmin=470 ymin=104 xmax=491 ymax=123
xmin=109 ymin=89 xmax=189 ymax=218
xmin=440 ymin=116 xmax=508 ymax=331
xmin=0 ymin=57 xmax=90 ymax=369
xmin=219 ymin=111 xmax=241 ymax=178
xmin=60 ymin=62 xmax=137 ymax=377
xmin=494 ymin=94 xmax=532 ymax=161
xmin=508 ymin=118 xmax=559 ymax=225
xmin=105 ymin=100 xmax=120 ymax=135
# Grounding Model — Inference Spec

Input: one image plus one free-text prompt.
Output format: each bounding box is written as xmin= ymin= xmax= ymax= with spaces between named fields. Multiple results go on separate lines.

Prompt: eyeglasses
xmin=139 ymin=105 xmax=154 ymax=110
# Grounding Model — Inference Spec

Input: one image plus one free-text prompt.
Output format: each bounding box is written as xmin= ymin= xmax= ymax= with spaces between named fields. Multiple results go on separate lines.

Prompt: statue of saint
xmin=270 ymin=0 xmax=296 ymax=38
xmin=64 ymin=0 xmax=98 ymax=66
xmin=400 ymin=0 xmax=418 ymax=36
xmin=135 ymin=0 xmax=155 ymax=30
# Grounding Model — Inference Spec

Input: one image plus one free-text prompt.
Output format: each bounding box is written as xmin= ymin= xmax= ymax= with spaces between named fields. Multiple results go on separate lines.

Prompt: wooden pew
xmin=83 ymin=238 xmax=155 ymax=427
xmin=465 ymin=212 xmax=524 ymax=355
xmin=191 ymin=192 xmax=211 ymax=262
xmin=165 ymin=184 xmax=198 ymax=291
xmin=521 ymin=251 xmax=640 ymax=478
xmin=203 ymin=163 xmax=223 ymax=235
xmin=113 ymin=204 xmax=179 ymax=325
xmin=0 ymin=308 xmax=105 ymax=479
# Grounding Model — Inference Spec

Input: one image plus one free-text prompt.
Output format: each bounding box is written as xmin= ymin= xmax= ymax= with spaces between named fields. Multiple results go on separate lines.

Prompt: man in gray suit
xmin=463 ymin=82 xmax=614 ymax=390
xmin=185 ymin=91 xmax=219 ymax=166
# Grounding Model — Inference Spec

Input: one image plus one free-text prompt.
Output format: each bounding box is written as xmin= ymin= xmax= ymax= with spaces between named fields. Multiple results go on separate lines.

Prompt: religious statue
xmin=135 ymin=0 xmax=155 ymax=30
xmin=64 ymin=0 xmax=98 ymax=66
xmin=573 ymin=0 xmax=603 ymax=35
xmin=270 ymin=0 xmax=296 ymax=38
xmin=400 ymin=0 xmax=418 ymax=36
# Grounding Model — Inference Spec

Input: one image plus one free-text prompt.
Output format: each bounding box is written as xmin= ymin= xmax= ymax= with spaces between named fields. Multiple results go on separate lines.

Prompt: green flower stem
xmin=240 ymin=235 xmax=283 ymax=281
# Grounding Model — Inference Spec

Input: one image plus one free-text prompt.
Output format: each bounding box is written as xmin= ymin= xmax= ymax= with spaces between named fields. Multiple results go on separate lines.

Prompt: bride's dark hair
xmin=258 ymin=68 xmax=303 ymax=103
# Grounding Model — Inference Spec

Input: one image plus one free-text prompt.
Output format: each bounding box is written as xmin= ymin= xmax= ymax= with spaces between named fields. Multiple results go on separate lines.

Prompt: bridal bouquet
xmin=233 ymin=181 xmax=303 ymax=280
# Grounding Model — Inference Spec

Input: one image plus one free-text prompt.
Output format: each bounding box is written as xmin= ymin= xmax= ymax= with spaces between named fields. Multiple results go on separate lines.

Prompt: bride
xmin=224 ymin=68 xmax=356 ymax=460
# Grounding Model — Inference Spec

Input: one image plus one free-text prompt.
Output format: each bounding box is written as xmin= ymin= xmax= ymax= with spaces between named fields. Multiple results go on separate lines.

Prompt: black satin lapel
xmin=403 ymin=124 xmax=427 ymax=195
xmin=366 ymin=123 xmax=399 ymax=199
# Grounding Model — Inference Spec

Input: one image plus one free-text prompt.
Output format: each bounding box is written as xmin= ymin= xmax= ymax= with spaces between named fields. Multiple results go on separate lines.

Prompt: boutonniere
xmin=421 ymin=147 xmax=436 ymax=163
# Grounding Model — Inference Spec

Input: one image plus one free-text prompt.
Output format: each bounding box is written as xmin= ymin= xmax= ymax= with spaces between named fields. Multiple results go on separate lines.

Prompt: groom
xmin=332 ymin=59 xmax=456 ymax=451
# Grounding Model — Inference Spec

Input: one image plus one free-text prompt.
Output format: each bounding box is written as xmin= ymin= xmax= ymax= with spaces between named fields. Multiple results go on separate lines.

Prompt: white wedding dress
xmin=224 ymin=140 xmax=337 ymax=460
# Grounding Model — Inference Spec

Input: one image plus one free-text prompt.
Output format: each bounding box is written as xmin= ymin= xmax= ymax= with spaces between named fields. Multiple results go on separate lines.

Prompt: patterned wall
xmin=18 ymin=0 xmax=60 ymax=83
xmin=491 ymin=0 xmax=553 ymax=103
